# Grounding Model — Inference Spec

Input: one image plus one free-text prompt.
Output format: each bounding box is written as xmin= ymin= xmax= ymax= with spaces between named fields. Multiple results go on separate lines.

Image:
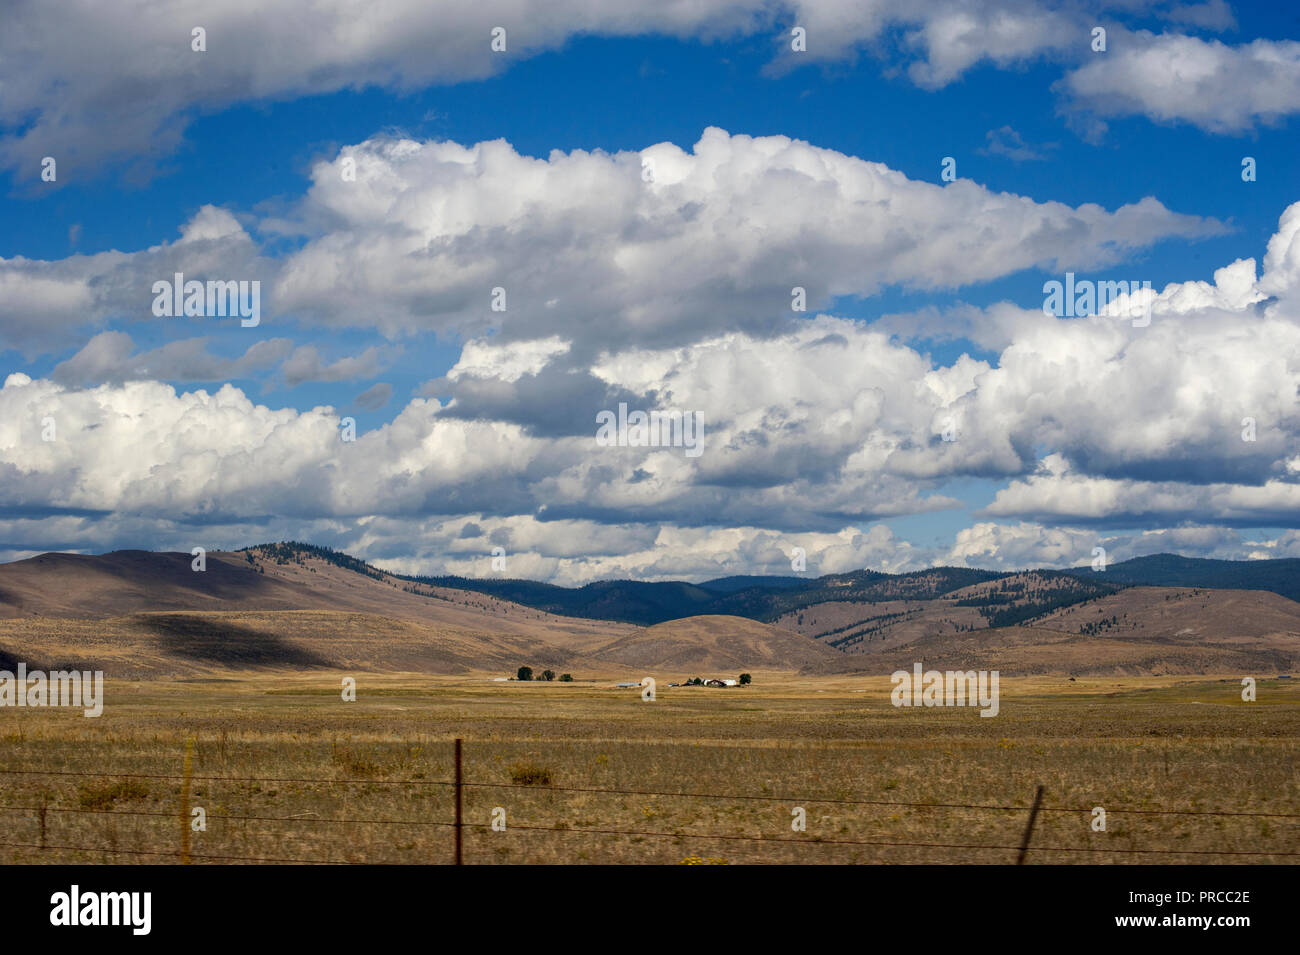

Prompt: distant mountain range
xmin=274 ymin=542 xmax=1299 ymax=626
xmin=1062 ymin=553 xmax=1300 ymax=601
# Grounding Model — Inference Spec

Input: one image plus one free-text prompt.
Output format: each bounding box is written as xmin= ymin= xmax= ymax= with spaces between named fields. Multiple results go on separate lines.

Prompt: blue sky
xmin=1 ymin=1 xmax=1299 ymax=581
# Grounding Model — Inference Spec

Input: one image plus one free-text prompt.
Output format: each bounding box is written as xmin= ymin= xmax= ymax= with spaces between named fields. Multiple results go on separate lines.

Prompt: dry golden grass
xmin=0 ymin=672 xmax=1297 ymax=865
xmin=0 ymin=607 xmax=843 ymax=677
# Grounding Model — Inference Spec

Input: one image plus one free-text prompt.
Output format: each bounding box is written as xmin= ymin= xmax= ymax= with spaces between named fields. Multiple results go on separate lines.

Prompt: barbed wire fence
xmin=2 ymin=740 xmax=1297 ymax=865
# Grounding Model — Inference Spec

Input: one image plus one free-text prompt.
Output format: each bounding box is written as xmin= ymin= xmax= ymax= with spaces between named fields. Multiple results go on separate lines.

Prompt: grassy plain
xmin=1 ymin=672 xmax=1297 ymax=865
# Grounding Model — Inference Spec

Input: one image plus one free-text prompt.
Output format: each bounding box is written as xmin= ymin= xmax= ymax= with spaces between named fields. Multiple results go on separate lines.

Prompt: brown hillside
xmin=591 ymin=615 xmax=850 ymax=673
xmin=0 ymin=609 xmax=585 ymax=679
xmin=861 ymin=620 xmax=1300 ymax=676
xmin=0 ymin=609 xmax=837 ymax=680
xmin=5 ymin=549 xmax=1297 ymax=678
xmin=777 ymin=598 xmax=984 ymax=653
xmin=0 ymin=550 xmax=836 ymax=677
xmin=1033 ymin=586 xmax=1300 ymax=644
xmin=0 ymin=548 xmax=634 ymax=651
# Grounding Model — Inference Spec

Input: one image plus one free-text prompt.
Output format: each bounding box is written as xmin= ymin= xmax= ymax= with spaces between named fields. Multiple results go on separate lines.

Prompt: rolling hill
xmin=774 ymin=571 xmax=1118 ymax=654
xmin=0 ymin=610 xmax=584 ymax=679
xmin=0 ymin=547 xmax=633 ymax=649
xmin=590 ymin=615 xmax=850 ymax=673
xmin=0 ymin=546 xmax=833 ymax=677
xmin=1 ymin=542 xmax=1298 ymax=678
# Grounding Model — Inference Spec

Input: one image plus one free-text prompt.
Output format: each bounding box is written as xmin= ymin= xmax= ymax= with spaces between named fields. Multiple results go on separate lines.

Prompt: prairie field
xmin=0 ymin=672 xmax=1297 ymax=865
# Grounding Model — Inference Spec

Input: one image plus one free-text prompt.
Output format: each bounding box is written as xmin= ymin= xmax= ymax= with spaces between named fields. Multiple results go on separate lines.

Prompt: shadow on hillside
xmin=0 ymin=645 xmax=36 ymax=672
xmin=139 ymin=615 xmax=332 ymax=668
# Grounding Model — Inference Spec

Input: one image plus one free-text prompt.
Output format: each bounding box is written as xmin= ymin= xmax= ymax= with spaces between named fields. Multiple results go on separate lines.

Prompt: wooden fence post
xmin=37 ymin=791 xmax=48 ymax=851
xmin=180 ymin=735 xmax=195 ymax=865
xmin=1016 ymin=785 xmax=1044 ymax=865
xmin=454 ymin=738 xmax=463 ymax=865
